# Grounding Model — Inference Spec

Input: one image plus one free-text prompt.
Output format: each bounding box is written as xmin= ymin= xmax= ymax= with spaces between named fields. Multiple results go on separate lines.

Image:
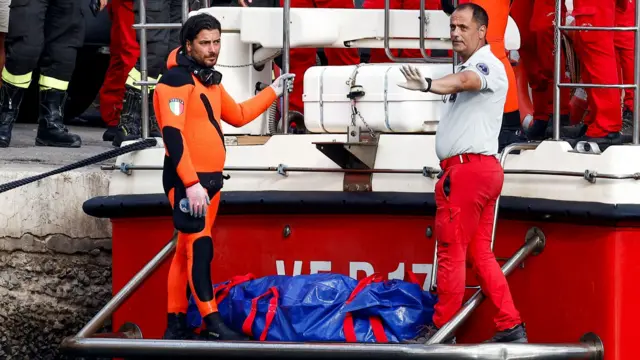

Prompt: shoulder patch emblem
xmin=476 ymin=63 xmax=490 ymax=75
xmin=169 ymin=98 xmax=184 ymax=116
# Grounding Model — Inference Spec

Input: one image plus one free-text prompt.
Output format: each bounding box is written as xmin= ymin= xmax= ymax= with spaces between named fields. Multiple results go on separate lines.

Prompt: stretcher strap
xmin=242 ymin=286 xmax=280 ymax=341
xmin=343 ymin=273 xmax=389 ymax=343
xmin=404 ymin=270 xmax=421 ymax=286
xmin=214 ymin=273 xmax=257 ymax=303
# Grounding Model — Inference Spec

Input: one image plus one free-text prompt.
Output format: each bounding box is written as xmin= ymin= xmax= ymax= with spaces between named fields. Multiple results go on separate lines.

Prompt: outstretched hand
xmin=397 ymin=65 xmax=429 ymax=92
xmin=271 ymin=73 xmax=296 ymax=97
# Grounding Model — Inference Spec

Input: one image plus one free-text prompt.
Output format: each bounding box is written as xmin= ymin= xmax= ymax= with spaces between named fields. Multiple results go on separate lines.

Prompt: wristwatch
xmin=420 ymin=77 xmax=433 ymax=93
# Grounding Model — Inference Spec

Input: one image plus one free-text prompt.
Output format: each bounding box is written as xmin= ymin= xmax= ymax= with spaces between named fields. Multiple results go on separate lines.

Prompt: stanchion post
xmin=634 ymin=0 xmax=640 ymax=144
xmin=552 ymin=0 xmax=562 ymax=140
xmin=140 ymin=0 xmax=150 ymax=139
xmin=282 ymin=0 xmax=291 ymax=134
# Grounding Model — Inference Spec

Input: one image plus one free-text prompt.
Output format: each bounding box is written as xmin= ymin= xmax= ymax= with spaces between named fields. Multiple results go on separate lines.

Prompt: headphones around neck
xmin=192 ymin=67 xmax=223 ymax=87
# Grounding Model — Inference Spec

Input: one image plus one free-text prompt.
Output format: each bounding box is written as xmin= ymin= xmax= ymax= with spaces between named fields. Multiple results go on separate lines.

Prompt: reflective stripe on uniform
xmin=126 ymin=67 xmax=160 ymax=90
xmin=2 ymin=68 xmax=32 ymax=89
xmin=39 ymin=75 xmax=69 ymax=91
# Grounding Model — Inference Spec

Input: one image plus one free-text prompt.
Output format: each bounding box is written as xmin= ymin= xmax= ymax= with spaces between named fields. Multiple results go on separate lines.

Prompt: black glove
xmin=89 ymin=0 xmax=101 ymax=16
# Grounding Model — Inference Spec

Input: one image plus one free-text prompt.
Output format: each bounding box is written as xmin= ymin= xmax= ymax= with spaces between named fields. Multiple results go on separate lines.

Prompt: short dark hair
xmin=180 ymin=13 xmax=222 ymax=48
xmin=454 ymin=3 xmax=489 ymax=30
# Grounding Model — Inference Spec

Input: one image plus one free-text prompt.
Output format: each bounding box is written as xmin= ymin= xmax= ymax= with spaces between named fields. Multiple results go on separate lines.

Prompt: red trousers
xmin=363 ymin=0 xmax=446 ymax=63
xmin=281 ymin=0 xmax=360 ymax=114
xmin=573 ymin=0 xmax=621 ymax=136
xmin=433 ymin=154 xmax=521 ymax=331
xmin=615 ymin=0 xmax=635 ymax=112
xmin=99 ymin=0 xmax=140 ymax=126
xmin=511 ymin=0 xmax=571 ymax=121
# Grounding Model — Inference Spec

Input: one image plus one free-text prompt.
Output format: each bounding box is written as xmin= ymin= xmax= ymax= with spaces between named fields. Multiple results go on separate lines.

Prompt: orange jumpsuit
xmin=154 ymin=48 xmax=277 ymax=320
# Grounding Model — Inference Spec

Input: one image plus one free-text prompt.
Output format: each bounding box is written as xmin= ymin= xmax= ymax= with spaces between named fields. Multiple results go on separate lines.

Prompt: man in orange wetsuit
xmin=154 ymin=13 xmax=295 ymax=340
xmin=615 ymin=0 xmax=635 ymax=133
xmin=511 ymin=0 xmax=576 ymax=140
xmin=444 ymin=0 xmax=526 ymax=151
xmin=280 ymin=0 xmax=360 ymax=132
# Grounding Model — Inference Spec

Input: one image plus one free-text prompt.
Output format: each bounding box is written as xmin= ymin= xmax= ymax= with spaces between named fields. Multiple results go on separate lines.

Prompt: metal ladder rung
xmin=553 ymin=0 xmax=640 ymax=144
xmin=558 ymin=25 xmax=639 ymax=31
xmin=136 ymin=80 xmax=158 ymax=86
xmin=133 ymin=23 xmax=183 ymax=30
xmin=558 ymin=83 xmax=637 ymax=89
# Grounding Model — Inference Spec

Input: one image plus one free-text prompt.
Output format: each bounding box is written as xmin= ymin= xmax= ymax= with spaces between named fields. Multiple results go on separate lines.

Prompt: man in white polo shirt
xmin=397 ymin=3 xmax=527 ymax=344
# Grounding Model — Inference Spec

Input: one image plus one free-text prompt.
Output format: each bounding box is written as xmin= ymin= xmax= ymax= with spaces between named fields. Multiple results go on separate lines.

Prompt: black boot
xmin=527 ymin=114 xmax=584 ymax=141
xmin=486 ymin=323 xmax=528 ymax=343
xmin=620 ymin=108 xmax=633 ymax=137
xmin=163 ymin=313 xmax=198 ymax=340
xmin=200 ymin=312 xmax=249 ymax=341
xmin=498 ymin=127 xmax=528 ymax=153
xmin=35 ymin=89 xmax=82 ymax=148
xmin=149 ymin=89 xmax=161 ymax=138
xmin=112 ymin=86 xmax=142 ymax=147
xmin=401 ymin=324 xmax=456 ymax=344
xmin=102 ymin=126 xmax=118 ymax=142
xmin=0 ymin=82 xmax=25 ymax=148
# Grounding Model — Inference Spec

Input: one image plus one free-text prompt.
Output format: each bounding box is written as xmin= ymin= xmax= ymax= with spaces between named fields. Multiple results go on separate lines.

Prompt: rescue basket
xmin=186 ymin=272 xmax=438 ymax=343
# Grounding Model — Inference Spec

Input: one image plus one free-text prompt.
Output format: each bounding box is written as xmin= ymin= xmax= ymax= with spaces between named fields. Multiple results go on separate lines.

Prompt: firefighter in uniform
xmin=155 ymin=13 xmax=294 ymax=339
xmin=397 ymin=3 xmax=527 ymax=343
xmin=0 ymin=0 xmax=106 ymax=148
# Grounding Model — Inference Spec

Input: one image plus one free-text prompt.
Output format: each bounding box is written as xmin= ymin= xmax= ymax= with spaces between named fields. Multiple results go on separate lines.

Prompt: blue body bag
xmin=186 ymin=272 xmax=438 ymax=342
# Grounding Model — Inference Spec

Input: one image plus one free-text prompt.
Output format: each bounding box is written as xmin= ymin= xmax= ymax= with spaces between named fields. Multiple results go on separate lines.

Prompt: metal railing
xmin=133 ymin=0 xmax=190 ymax=138
xmin=100 ymin=158 xmax=640 ymax=183
xmin=552 ymin=0 xmax=640 ymax=143
xmin=383 ymin=0 xmax=451 ymax=64
xmin=133 ymin=0 xmax=463 ymax=136
xmin=426 ymin=227 xmax=546 ymax=344
xmin=132 ymin=0 xmax=293 ymax=137
xmin=282 ymin=0 xmax=292 ymax=133
xmin=59 ymin=230 xmax=605 ymax=360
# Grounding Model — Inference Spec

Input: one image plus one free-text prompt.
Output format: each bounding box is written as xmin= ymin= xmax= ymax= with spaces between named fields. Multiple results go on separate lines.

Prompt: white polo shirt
xmin=434 ymin=44 xmax=508 ymax=161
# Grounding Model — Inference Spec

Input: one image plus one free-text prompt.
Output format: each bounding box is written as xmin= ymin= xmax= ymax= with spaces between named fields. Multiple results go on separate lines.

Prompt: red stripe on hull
xmin=110 ymin=215 xmax=640 ymax=359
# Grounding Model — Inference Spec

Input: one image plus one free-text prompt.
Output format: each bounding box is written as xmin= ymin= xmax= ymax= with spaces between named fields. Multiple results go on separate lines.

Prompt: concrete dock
xmin=0 ymin=124 xmax=115 ymax=359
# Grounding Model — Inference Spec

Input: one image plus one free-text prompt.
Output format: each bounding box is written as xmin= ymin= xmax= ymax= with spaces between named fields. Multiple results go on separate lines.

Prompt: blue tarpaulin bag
xmin=186 ymin=272 xmax=438 ymax=343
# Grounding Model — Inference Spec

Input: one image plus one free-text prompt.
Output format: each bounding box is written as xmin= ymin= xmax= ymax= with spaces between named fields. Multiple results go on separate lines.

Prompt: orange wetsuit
xmin=154 ymin=48 xmax=277 ymax=322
